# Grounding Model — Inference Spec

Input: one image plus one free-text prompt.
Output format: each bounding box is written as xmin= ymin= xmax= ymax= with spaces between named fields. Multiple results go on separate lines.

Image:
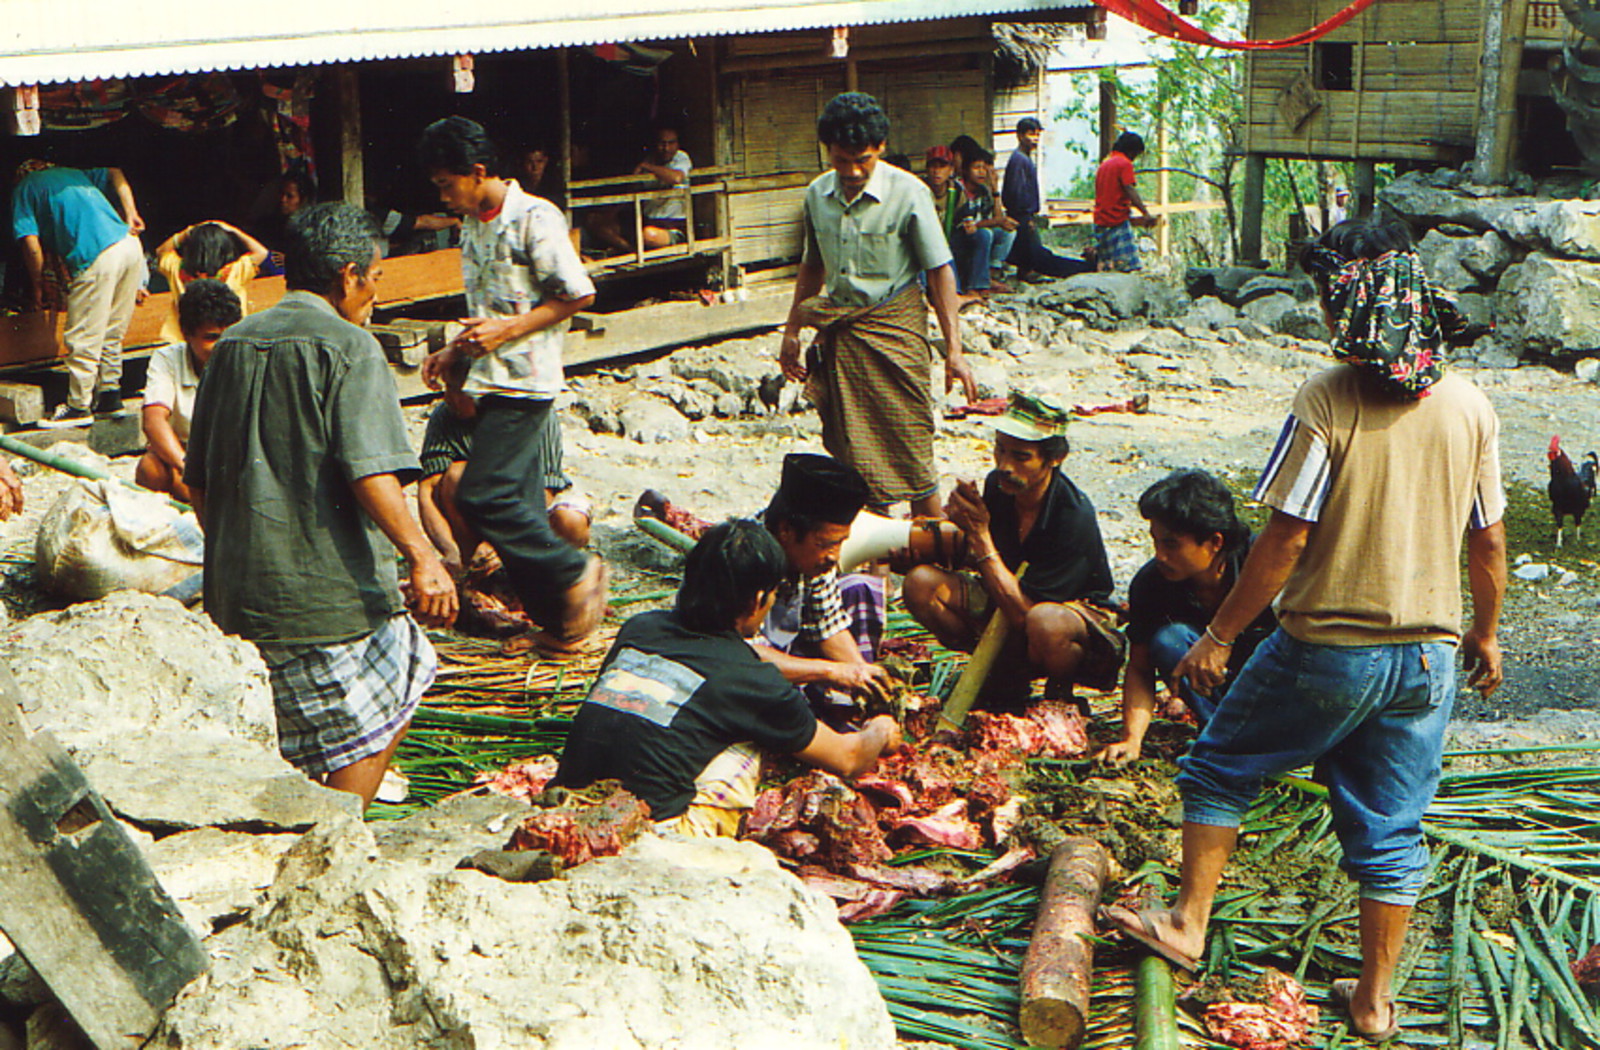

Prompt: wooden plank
xmin=1251 ymin=0 xmax=1481 ymax=44
xmin=0 ymin=671 xmax=206 ymax=1050
xmin=0 ymin=250 xmax=466 ymax=373
xmin=561 ymin=290 xmax=790 ymax=368
xmin=1525 ymin=0 xmax=1566 ymax=42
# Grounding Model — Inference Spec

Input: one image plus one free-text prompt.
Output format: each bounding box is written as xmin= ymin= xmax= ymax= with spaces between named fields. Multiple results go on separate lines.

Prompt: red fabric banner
xmin=1095 ymin=0 xmax=1382 ymax=51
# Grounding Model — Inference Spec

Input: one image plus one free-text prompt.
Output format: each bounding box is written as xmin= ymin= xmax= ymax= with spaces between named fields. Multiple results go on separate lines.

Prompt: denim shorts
xmin=1175 ymin=628 xmax=1456 ymax=905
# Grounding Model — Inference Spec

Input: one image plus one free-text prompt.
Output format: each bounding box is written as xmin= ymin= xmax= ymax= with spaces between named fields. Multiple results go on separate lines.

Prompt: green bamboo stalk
xmin=1512 ymin=920 xmax=1598 ymax=1042
xmin=1133 ymin=955 xmax=1179 ymax=1050
xmin=1470 ymin=928 xmax=1510 ymax=1050
xmin=1449 ymin=857 xmax=1475 ymax=1049
xmin=0 ymin=431 xmax=190 ymax=510
xmin=635 ymin=516 xmax=696 ymax=553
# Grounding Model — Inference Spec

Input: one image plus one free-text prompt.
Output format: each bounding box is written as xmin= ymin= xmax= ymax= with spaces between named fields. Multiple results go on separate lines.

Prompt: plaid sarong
xmin=257 ymin=613 xmax=436 ymax=777
xmin=1095 ymin=221 xmax=1141 ymax=272
xmin=803 ymin=283 xmax=936 ymax=504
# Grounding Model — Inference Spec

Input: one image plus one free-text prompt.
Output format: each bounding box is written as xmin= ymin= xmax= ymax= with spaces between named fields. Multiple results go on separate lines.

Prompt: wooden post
xmin=1156 ymin=102 xmax=1170 ymax=259
xmin=1472 ymin=0 xmax=1530 ymax=184
xmin=336 ymin=67 xmax=363 ymax=209
xmin=1098 ymin=76 xmax=1117 ymax=161
xmin=1019 ymin=837 xmax=1110 ymax=1049
xmin=1353 ymin=159 xmax=1376 ymax=218
xmin=0 ymin=668 xmax=207 ymax=1050
xmin=558 ymin=48 xmax=573 ymax=220
xmin=1239 ymin=153 xmax=1266 ymax=265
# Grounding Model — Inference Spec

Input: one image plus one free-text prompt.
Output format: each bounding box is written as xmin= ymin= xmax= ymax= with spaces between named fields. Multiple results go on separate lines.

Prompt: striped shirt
xmin=1253 ymin=365 xmax=1503 ymax=645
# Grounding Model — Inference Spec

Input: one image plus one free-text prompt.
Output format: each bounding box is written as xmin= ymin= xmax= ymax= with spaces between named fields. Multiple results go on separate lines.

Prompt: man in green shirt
xmin=186 ymin=203 xmax=457 ymax=809
xmin=780 ymin=92 xmax=977 ymax=518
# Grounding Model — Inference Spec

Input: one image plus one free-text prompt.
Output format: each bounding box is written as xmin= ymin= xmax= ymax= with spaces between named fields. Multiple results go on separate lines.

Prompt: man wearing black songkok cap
xmin=755 ymin=453 xmax=893 ymax=705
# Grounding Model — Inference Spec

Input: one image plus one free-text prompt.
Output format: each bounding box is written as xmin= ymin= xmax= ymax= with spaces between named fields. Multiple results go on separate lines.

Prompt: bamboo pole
xmin=936 ymin=561 xmax=1026 ymax=733
xmin=635 ymin=516 xmax=696 ymax=553
xmin=1134 ymin=955 xmax=1180 ymax=1050
xmin=0 ymin=433 xmax=188 ymax=511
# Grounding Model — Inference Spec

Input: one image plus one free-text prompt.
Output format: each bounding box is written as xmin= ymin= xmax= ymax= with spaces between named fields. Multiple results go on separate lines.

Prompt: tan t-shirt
xmin=1253 ymin=365 xmax=1503 ymax=645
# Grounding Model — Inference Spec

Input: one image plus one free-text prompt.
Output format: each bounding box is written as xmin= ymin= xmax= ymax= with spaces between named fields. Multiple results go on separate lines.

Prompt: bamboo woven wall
xmin=1241 ymin=0 xmax=1484 ymax=162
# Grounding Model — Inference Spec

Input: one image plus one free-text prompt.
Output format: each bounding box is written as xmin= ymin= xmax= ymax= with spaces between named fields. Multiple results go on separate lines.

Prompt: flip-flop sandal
xmin=557 ymin=556 xmax=609 ymax=642
xmin=1099 ymin=905 xmax=1201 ymax=972
xmin=1330 ymin=979 xmax=1403 ymax=1043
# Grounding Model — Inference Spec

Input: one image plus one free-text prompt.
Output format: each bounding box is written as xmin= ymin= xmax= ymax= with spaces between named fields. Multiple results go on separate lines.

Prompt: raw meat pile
xmin=457 ymin=547 xmax=534 ymax=636
xmin=1574 ymin=943 xmax=1600 ymax=993
xmin=475 ymin=755 xmax=560 ymax=802
xmin=505 ymin=781 xmax=653 ymax=867
xmin=741 ymin=701 xmax=1090 ymax=921
xmin=1188 ymin=968 xmax=1319 ymax=1050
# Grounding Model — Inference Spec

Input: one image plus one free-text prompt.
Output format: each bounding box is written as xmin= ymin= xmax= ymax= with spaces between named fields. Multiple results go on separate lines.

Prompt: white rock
xmin=1495 ymin=254 xmax=1600 ymax=359
xmin=153 ymin=821 xmax=896 ymax=1050
xmin=1576 ymin=358 xmax=1600 ymax=383
xmin=1513 ymin=562 xmax=1551 ymax=581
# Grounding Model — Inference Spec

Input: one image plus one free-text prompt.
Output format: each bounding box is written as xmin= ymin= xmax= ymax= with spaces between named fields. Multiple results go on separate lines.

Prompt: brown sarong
xmin=803 ymin=283 xmax=935 ymax=504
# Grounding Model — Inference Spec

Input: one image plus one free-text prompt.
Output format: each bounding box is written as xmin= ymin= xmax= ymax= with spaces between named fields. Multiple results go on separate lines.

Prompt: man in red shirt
xmin=1093 ymin=131 xmax=1157 ymax=272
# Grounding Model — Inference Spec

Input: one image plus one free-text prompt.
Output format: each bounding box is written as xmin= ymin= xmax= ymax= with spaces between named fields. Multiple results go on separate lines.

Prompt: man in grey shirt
xmin=186 ymin=203 xmax=457 ymax=809
xmin=779 ymin=92 xmax=977 ymax=518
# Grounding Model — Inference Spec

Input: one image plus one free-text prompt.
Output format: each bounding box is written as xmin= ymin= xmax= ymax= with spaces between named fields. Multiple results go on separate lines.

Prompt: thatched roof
xmin=992 ymin=21 xmax=1078 ymax=75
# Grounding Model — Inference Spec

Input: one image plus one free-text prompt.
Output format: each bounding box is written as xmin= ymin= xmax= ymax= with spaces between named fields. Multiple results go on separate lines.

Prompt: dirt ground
xmin=2 ymin=294 xmax=1596 ymax=749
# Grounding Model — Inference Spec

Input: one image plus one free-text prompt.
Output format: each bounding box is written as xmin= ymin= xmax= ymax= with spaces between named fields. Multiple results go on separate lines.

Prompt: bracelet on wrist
xmin=974 ymin=550 xmax=999 ymax=567
xmin=1204 ymin=625 xmax=1233 ymax=647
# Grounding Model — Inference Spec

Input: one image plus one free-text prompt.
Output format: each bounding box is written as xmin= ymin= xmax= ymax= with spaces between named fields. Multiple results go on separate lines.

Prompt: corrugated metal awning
xmin=0 ymin=0 xmax=1094 ymax=87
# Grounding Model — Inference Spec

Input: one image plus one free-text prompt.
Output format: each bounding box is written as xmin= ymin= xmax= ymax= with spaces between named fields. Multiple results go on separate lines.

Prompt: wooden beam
xmin=1473 ymin=0 xmax=1530 ymax=184
xmin=719 ymin=38 xmax=993 ymax=75
xmin=1239 ymin=153 xmax=1267 ymax=265
xmin=336 ymin=67 xmax=364 ymax=209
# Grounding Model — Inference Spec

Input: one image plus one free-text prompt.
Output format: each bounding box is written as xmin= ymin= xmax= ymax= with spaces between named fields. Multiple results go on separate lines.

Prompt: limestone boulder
xmin=1236 ymin=274 xmax=1313 ymax=305
xmin=1416 ymin=229 xmax=1514 ymax=291
xmin=152 ymin=820 xmax=896 ymax=1050
xmin=1050 ymin=273 xmax=1147 ymax=321
xmin=1494 ymin=254 xmax=1600 ymax=359
xmin=1241 ymin=292 xmax=1297 ymax=330
xmin=0 ymin=592 xmax=355 ymax=833
xmin=1178 ymin=295 xmax=1239 ymax=330
xmin=620 ymin=396 xmax=692 ymax=444
xmin=1273 ymin=303 xmax=1332 ymax=342
xmin=668 ymin=340 xmax=778 ymax=401
xmin=1380 ymin=174 xmax=1600 ymax=261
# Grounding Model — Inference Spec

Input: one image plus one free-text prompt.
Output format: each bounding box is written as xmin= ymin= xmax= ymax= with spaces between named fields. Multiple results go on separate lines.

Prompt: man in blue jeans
xmin=1103 ymin=217 xmax=1506 ymax=1043
xmin=1101 ymin=470 xmax=1276 ymax=766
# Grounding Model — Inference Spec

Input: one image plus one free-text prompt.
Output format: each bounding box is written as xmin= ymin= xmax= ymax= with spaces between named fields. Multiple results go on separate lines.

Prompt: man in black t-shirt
xmin=557 ymin=519 xmax=902 ymax=836
xmin=1102 ymin=470 xmax=1277 ymax=767
xmin=903 ymin=393 xmax=1125 ymax=710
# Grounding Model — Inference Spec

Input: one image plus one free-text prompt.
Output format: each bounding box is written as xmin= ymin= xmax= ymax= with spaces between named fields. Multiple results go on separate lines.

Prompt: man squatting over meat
xmin=1104 ymin=215 xmax=1506 ymax=1044
xmin=780 ymin=91 xmax=978 ymax=518
xmin=556 ymin=519 xmax=902 ymax=836
xmin=186 ymin=203 xmax=458 ymax=809
xmin=903 ymin=392 xmax=1126 ymax=711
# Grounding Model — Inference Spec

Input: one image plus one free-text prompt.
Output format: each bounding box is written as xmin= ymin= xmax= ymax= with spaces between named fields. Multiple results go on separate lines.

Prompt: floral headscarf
xmin=1304 ymin=246 xmax=1462 ymax=399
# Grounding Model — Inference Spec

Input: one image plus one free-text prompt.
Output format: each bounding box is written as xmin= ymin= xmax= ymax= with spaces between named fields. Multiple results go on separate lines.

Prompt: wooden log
xmin=1019 ymin=836 xmax=1110 ymax=1049
xmin=1134 ymin=955 xmax=1180 ymax=1050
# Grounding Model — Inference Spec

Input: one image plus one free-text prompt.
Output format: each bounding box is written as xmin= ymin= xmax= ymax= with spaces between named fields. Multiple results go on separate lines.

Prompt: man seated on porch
xmin=555 ymin=518 xmax=902 ymax=837
xmin=587 ymin=126 xmax=693 ymax=254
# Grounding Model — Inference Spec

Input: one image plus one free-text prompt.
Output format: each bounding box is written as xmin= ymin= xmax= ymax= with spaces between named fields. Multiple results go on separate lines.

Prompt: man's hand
xmin=1171 ymin=632 xmax=1229 ymax=698
xmin=1100 ymin=736 xmax=1142 ymax=768
xmin=945 ymin=479 xmax=991 ymax=540
xmin=998 ymin=216 xmax=1019 ymax=232
xmin=1461 ymin=627 xmax=1503 ymax=696
xmin=453 ymin=316 xmax=521 ymax=358
xmin=960 ymin=218 xmax=977 ymax=235
xmin=127 ymin=212 xmax=146 ymax=236
xmin=779 ymin=331 xmax=808 ymax=382
xmin=403 ymin=554 xmax=458 ymax=628
xmin=945 ymin=351 xmax=979 ymax=403
xmin=0 ymin=461 xmax=24 ymax=521
xmin=421 ymin=343 xmax=461 ymax=391
xmin=830 ymin=661 xmax=892 ymax=700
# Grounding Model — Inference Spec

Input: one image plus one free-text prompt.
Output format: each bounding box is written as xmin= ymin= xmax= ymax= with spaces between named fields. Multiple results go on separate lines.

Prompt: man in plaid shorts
xmin=187 ymin=203 xmax=457 ymax=809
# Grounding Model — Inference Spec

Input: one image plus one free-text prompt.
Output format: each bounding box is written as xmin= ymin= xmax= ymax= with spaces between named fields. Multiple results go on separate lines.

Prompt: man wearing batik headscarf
xmin=1101 ymin=216 xmax=1506 ymax=1045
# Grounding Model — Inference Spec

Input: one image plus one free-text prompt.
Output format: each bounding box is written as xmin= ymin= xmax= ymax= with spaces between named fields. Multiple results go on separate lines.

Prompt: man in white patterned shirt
xmin=419 ymin=117 xmax=607 ymax=656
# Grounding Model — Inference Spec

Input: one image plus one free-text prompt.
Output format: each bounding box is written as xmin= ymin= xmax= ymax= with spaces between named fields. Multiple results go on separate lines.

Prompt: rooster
xmin=1548 ymin=436 xmax=1598 ymax=548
